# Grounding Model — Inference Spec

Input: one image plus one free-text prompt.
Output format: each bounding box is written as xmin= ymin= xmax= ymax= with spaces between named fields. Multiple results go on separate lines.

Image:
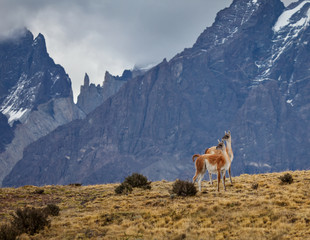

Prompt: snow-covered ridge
xmin=254 ymin=0 xmax=310 ymax=83
xmin=273 ymin=0 xmax=310 ymax=32
xmin=0 ymin=72 xmax=42 ymax=125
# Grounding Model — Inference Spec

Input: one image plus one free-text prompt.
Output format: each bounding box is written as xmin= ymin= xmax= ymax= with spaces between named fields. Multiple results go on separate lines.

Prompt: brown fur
xmin=192 ymin=154 xmax=206 ymax=187
xmin=193 ymin=141 xmax=231 ymax=192
xmin=204 ymin=146 xmax=217 ymax=154
xmin=192 ymin=155 xmax=206 ymax=180
xmin=192 ymin=154 xmax=200 ymax=162
xmin=204 ymin=132 xmax=233 ymax=185
xmin=205 ymin=147 xmax=222 ymax=155
xmin=206 ymin=154 xmax=226 ymax=168
xmin=204 ymin=146 xmax=225 ymax=185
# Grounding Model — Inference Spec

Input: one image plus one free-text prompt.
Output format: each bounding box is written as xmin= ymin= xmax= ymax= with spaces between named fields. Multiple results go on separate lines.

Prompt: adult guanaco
xmin=222 ymin=130 xmax=234 ymax=184
xmin=203 ymin=131 xmax=234 ymax=184
xmin=192 ymin=140 xmax=231 ymax=192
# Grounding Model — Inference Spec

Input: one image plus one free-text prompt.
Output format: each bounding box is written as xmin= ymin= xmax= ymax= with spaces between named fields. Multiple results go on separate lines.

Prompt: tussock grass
xmin=0 ymin=170 xmax=310 ymax=239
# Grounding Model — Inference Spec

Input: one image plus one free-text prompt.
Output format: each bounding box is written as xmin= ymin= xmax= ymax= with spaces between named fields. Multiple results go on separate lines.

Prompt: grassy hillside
xmin=0 ymin=170 xmax=310 ymax=239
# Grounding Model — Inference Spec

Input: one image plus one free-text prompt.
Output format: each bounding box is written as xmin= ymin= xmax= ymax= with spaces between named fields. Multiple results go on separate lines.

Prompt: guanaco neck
xmin=220 ymin=144 xmax=230 ymax=164
xmin=225 ymin=138 xmax=234 ymax=162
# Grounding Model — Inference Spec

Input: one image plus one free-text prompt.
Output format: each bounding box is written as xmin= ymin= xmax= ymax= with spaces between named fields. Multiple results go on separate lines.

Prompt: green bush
xmin=124 ymin=173 xmax=151 ymax=189
xmin=279 ymin=173 xmax=293 ymax=184
xmin=172 ymin=180 xmax=197 ymax=197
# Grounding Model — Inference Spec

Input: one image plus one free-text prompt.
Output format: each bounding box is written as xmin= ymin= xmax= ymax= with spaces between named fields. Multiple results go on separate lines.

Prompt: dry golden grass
xmin=0 ymin=170 xmax=310 ymax=240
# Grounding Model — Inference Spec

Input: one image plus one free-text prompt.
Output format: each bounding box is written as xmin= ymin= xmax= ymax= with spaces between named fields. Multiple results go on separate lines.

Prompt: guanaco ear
xmin=228 ymin=130 xmax=231 ymax=134
xmin=217 ymin=139 xmax=221 ymax=143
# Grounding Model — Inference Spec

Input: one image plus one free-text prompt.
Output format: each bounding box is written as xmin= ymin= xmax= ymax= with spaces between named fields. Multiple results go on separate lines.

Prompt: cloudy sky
xmin=1 ymin=0 xmax=295 ymax=101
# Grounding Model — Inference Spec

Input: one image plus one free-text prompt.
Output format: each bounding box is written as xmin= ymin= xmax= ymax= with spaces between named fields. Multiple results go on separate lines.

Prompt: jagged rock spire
xmin=84 ymin=73 xmax=90 ymax=87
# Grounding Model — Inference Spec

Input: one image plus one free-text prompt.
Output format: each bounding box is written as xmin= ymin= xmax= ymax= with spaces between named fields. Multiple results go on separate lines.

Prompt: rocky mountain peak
xmin=2 ymin=28 xmax=34 ymax=45
xmin=0 ymin=29 xmax=74 ymax=125
xmin=188 ymin=0 xmax=284 ymax=53
xmin=104 ymin=71 xmax=113 ymax=82
xmin=77 ymin=68 xmax=147 ymax=115
xmin=0 ymin=29 xmax=84 ymax=186
xmin=83 ymin=73 xmax=90 ymax=87
xmin=32 ymin=33 xmax=47 ymax=53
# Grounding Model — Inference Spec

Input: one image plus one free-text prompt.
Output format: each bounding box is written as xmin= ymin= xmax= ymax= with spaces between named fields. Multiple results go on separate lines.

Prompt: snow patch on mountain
xmin=215 ymin=1 xmax=260 ymax=46
xmin=254 ymin=0 xmax=310 ymax=83
xmin=248 ymin=162 xmax=272 ymax=168
xmin=286 ymin=99 xmax=294 ymax=106
xmin=2 ymin=108 xmax=29 ymax=124
xmin=273 ymin=0 xmax=310 ymax=32
xmin=0 ymin=72 xmax=42 ymax=125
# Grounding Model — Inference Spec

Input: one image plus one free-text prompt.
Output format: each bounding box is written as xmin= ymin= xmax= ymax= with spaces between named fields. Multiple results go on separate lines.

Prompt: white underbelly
xmin=221 ymin=160 xmax=230 ymax=171
xmin=205 ymin=160 xmax=218 ymax=174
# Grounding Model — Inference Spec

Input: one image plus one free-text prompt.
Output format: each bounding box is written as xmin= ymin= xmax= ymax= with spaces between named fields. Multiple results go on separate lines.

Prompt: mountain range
xmin=0 ymin=30 xmax=133 ymax=186
xmin=2 ymin=0 xmax=310 ymax=187
xmin=0 ymin=30 xmax=85 ymax=185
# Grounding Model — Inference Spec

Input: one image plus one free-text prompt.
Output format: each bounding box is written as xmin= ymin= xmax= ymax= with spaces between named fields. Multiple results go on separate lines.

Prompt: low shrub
xmin=114 ymin=173 xmax=151 ymax=194
xmin=0 ymin=223 xmax=18 ymax=240
xmin=172 ymin=180 xmax=197 ymax=197
xmin=279 ymin=173 xmax=293 ymax=184
xmin=11 ymin=207 xmax=50 ymax=235
xmin=124 ymin=173 xmax=151 ymax=189
xmin=0 ymin=204 xmax=61 ymax=239
xmin=115 ymin=182 xmax=133 ymax=194
xmin=33 ymin=189 xmax=44 ymax=194
xmin=44 ymin=204 xmax=60 ymax=216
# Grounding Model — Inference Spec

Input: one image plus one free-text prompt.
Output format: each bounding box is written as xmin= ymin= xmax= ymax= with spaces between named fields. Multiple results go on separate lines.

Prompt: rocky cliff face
xmin=76 ymin=73 xmax=103 ymax=114
xmin=3 ymin=0 xmax=310 ymax=187
xmin=77 ymin=69 xmax=145 ymax=114
xmin=0 ymin=113 xmax=14 ymax=153
xmin=0 ymin=29 xmax=84 ymax=185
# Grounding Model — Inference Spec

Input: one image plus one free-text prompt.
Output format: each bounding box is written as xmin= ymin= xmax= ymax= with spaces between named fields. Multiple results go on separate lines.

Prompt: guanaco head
xmin=216 ymin=141 xmax=225 ymax=151
xmin=222 ymin=130 xmax=231 ymax=141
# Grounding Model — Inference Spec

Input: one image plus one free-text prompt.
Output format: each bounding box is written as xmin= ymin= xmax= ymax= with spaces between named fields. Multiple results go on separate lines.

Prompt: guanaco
xmin=204 ymin=131 xmax=234 ymax=184
xmin=192 ymin=140 xmax=231 ymax=192
xmin=222 ymin=130 xmax=234 ymax=184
